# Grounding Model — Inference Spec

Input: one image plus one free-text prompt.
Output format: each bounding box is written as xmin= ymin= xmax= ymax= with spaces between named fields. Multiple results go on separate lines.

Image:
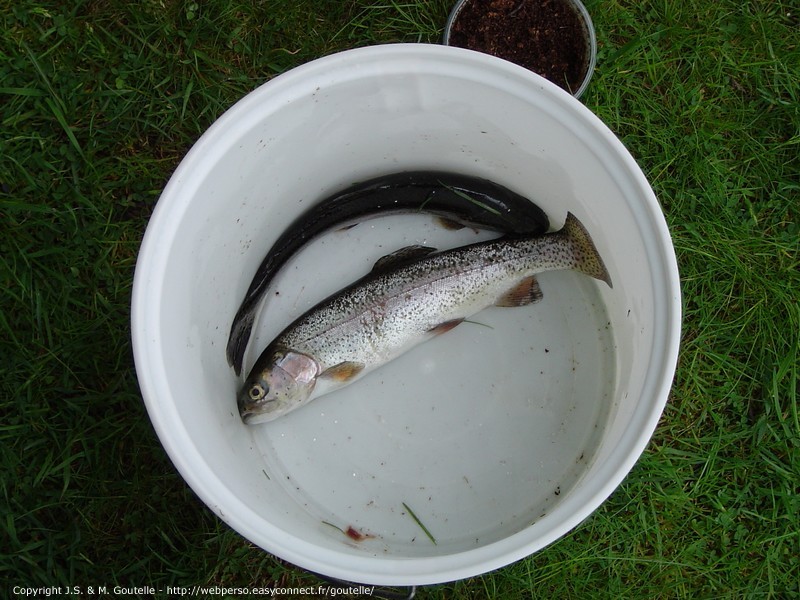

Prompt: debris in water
xmin=402 ymin=502 xmax=437 ymax=545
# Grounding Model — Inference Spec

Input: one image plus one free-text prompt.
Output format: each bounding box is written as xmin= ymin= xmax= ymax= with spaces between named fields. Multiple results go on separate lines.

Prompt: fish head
xmin=238 ymin=348 xmax=319 ymax=424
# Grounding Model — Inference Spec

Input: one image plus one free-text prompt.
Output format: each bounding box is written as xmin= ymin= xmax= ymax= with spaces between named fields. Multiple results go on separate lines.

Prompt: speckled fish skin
xmin=238 ymin=212 xmax=611 ymax=424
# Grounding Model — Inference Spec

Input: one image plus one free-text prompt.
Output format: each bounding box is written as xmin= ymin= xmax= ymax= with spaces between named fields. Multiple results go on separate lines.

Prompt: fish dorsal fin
xmin=371 ymin=245 xmax=437 ymax=274
xmin=495 ymin=275 xmax=543 ymax=307
xmin=320 ymin=361 xmax=365 ymax=382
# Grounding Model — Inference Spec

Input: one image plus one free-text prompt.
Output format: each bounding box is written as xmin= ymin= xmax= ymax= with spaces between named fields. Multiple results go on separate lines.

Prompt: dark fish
xmin=227 ymin=171 xmax=549 ymax=374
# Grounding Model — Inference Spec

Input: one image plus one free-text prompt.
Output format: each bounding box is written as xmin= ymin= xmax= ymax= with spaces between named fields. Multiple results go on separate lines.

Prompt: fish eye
xmin=248 ymin=384 xmax=266 ymax=401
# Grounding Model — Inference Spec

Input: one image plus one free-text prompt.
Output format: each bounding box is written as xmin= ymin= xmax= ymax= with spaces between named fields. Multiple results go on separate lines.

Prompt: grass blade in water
xmin=402 ymin=502 xmax=437 ymax=545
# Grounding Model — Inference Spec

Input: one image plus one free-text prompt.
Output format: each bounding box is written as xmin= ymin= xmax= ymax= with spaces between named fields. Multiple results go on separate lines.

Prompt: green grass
xmin=2 ymin=0 xmax=798 ymax=598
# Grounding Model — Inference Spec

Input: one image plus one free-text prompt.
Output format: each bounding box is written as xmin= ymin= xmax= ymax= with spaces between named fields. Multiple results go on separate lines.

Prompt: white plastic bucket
xmin=132 ymin=44 xmax=681 ymax=586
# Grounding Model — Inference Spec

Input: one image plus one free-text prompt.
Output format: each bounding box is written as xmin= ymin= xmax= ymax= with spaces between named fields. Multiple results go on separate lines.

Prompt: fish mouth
xmin=240 ymin=409 xmax=265 ymax=425
xmin=239 ymin=403 xmax=277 ymax=425
xmin=238 ymin=387 xmax=283 ymax=424
xmin=238 ymin=398 xmax=261 ymax=424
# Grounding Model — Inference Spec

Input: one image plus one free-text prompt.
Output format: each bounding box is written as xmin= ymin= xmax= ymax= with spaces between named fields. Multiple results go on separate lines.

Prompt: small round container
xmin=132 ymin=44 xmax=680 ymax=586
xmin=444 ymin=0 xmax=597 ymax=98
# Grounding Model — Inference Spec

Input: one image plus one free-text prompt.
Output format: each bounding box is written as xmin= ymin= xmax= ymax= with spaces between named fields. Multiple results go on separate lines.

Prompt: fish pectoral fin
xmin=435 ymin=216 xmax=466 ymax=230
xmin=495 ymin=276 xmax=543 ymax=307
xmin=371 ymin=245 xmax=437 ymax=274
xmin=428 ymin=318 xmax=465 ymax=335
xmin=320 ymin=361 xmax=365 ymax=382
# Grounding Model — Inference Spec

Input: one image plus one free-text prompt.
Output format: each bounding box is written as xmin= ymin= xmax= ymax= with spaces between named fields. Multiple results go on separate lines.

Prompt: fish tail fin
xmin=562 ymin=212 xmax=613 ymax=288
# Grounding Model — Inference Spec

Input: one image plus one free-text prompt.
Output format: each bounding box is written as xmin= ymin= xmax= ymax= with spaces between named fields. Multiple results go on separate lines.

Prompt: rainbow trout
xmin=226 ymin=171 xmax=549 ymax=375
xmin=238 ymin=212 xmax=611 ymax=424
